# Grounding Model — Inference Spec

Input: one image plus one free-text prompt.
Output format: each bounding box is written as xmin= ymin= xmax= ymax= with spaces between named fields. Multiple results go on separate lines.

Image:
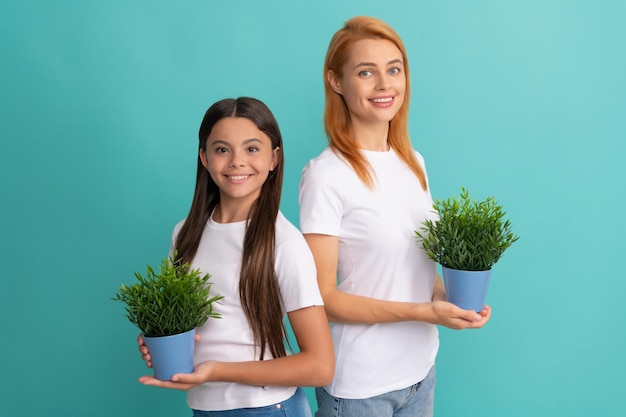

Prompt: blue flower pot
xmin=441 ymin=267 xmax=492 ymax=312
xmin=143 ymin=329 xmax=195 ymax=381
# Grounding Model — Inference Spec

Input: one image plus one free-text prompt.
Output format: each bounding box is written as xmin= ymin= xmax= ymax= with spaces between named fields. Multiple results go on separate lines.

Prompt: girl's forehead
xmin=207 ymin=117 xmax=270 ymax=145
xmin=211 ymin=117 xmax=259 ymax=135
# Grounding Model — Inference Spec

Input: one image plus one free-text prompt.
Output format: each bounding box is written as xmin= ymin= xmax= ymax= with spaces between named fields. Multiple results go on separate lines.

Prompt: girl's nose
xmin=229 ymin=151 xmax=245 ymax=167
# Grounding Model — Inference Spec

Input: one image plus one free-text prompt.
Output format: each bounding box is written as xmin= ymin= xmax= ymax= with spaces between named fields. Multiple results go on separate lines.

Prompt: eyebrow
xmin=354 ymin=58 xmax=404 ymax=70
xmin=209 ymin=137 xmax=264 ymax=146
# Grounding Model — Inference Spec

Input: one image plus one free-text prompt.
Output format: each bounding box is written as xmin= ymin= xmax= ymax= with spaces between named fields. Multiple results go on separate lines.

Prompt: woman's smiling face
xmin=330 ymin=38 xmax=406 ymax=129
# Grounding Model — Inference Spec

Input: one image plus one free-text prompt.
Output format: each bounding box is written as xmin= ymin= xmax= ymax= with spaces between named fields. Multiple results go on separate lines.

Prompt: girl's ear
xmin=269 ymin=147 xmax=280 ymax=171
xmin=199 ymin=148 xmax=209 ymax=170
xmin=327 ymin=70 xmax=342 ymax=95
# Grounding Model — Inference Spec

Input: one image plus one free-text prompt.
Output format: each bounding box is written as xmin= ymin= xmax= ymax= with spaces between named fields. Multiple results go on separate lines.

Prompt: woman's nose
xmin=376 ymin=74 xmax=390 ymax=90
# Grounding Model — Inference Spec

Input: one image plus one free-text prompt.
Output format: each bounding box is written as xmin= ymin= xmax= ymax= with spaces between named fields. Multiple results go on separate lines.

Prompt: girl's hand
xmin=428 ymin=301 xmax=491 ymax=330
xmin=137 ymin=332 xmax=201 ymax=370
xmin=137 ymin=334 xmax=152 ymax=368
xmin=138 ymin=361 xmax=218 ymax=390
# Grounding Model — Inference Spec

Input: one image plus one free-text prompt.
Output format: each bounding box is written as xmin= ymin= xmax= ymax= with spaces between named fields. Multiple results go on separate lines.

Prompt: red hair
xmin=324 ymin=16 xmax=427 ymax=190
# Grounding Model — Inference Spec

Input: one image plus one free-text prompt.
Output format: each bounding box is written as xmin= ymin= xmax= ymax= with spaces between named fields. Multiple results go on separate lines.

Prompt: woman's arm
xmin=304 ymin=233 xmax=490 ymax=329
xmin=432 ymin=274 xmax=446 ymax=302
xmin=138 ymin=305 xmax=334 ymax=390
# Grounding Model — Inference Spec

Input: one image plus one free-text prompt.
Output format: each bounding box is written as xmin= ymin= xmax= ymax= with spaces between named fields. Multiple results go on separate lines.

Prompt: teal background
xmin=1 ymin=1 xmax=624 ymax=416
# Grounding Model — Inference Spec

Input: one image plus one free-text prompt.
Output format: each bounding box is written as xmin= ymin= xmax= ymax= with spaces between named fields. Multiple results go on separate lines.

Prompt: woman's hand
xmin=427 ymin=301 xmax=491 ymax=330
xmin=427 ymin=275 xmax=491 ymax=329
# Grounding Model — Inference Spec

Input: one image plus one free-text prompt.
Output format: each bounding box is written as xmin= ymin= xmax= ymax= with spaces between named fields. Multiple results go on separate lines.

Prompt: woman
xmin=298 ymin=17 xmax=491 ymax=416
xmin=138 ymin=97 xmax=334 ymax=417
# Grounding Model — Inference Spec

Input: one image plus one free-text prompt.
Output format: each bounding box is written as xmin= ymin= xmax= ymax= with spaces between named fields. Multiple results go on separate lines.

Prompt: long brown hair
xmin=324 ymin=16 xmax=427 ymax=190
xmin=175 ymin=97 xmax=287 ymax=360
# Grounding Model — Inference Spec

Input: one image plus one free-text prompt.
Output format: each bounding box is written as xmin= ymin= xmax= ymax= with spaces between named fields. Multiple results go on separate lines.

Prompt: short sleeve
xmin=168 ymin=219 xmax=185 ymax=259
xmin=298 ymin=160 xmax=344 ymax=236
xmin=275 ymin=237 xmax=323 ymax=312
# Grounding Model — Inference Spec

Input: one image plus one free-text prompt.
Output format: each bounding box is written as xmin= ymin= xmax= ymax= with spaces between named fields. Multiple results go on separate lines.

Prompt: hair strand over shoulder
xmin=324 ymin=16 xmax=428 ymax=190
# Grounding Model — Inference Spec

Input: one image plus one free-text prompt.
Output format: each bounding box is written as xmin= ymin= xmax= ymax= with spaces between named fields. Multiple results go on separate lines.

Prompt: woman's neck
xmin=351 ymin=120 xmax=390 ymax=152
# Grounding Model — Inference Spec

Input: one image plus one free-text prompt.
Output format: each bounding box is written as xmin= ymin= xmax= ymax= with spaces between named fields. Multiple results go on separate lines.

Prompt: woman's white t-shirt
xmin=299 ymin=147 xmax=439 ymax=399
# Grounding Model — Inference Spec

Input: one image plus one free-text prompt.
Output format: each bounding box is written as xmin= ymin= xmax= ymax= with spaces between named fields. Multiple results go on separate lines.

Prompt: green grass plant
xmin=113 ymin=256 xmax=223 ymax=337
xmin=415 ymin=188 xmax=519 ymax=271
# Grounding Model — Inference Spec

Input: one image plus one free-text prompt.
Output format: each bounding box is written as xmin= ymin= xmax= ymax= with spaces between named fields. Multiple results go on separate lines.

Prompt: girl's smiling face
xmin=200 ymin=117 xmax=279 ymax=215
xmin=329 ymin=38 xmax=406 ymax=129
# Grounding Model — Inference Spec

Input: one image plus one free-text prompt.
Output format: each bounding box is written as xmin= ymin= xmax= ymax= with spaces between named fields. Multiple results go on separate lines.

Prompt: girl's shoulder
xmin=170 ymin=218 xmax=187 ymax=240
xmin=275 ymin=211 xmax=305 ymax=243
xmin=274 ymin=212 xmax=314 ymax=261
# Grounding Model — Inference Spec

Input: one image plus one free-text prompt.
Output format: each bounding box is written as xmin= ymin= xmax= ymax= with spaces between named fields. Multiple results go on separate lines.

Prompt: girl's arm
xmin=304 ymin=233 xmax=491 ymax=329
xmin=138 ymin=305 xmax=334 ymax=390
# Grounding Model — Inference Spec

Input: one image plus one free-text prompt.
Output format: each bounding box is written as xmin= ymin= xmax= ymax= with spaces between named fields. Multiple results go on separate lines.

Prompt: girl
xmin=138 ymin=97 xmax=334 ymax=417
xmin=298 ymin=17 xmax=491 ymax=417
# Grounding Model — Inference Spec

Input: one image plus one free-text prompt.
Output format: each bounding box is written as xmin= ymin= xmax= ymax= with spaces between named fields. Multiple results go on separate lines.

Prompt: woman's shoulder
xmin=412 ymin=148 xmax=426 ymax=165
xmin=301 ymin=147 xmax=351 ymax=182
xmin=304 ymin=147 xmax=347 ymax=169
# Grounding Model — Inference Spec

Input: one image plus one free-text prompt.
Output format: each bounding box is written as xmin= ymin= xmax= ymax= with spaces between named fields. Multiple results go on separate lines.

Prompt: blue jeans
xmin=192 ymin=387 xmax=312 ymax=417
xmin=315 ymin=366 xmax=436 ymax=417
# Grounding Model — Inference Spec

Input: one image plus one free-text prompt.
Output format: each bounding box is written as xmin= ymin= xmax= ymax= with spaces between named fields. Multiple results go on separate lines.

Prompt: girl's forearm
xmin=210 ymin=350 xmax=333 ymax=387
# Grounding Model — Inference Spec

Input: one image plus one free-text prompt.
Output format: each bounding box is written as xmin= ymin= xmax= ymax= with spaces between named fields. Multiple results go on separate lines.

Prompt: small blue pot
xmin=143 ymin=329 xmax=195 ymax=381
xmin=441 ymin=266 xmax=492 ymax=312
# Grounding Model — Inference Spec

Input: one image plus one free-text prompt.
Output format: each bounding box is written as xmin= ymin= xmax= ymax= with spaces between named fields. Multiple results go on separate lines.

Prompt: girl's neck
xmin=351 ymin=120 xmax=390 ymax=152
xmin=212 ymin=201 xmax=251 ymax=224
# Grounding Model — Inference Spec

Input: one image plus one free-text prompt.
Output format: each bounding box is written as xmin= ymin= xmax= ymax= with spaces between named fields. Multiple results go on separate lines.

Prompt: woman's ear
xmin=327 ymin=70 xmax=342 ymax=95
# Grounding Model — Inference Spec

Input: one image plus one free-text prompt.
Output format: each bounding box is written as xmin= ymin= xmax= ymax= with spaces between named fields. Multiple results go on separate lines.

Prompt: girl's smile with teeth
xmin=228 ymin=175 xmax=251 ymax=181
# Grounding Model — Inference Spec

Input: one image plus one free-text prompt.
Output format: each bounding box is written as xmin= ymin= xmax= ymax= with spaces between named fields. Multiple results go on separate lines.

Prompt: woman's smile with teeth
xmin=370 ymin=97 xmax=393 ymax=103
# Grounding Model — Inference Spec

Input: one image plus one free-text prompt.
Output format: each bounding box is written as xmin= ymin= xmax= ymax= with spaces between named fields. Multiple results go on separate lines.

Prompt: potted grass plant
xmin=415 ymin=188 xmax=519 ymax=311
xmin=113 ymin=255 xmax=223 ymax=380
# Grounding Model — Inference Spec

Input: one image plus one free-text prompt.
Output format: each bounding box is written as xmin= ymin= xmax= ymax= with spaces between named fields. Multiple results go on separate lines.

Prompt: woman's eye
xmin=358 ymin=70 xmax=373 ymax=78
xmin=389 ymin=67 xmax=401 ymax=75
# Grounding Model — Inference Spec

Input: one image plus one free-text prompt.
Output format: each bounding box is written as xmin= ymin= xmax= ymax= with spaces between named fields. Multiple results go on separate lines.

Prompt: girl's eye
xmin=214 ymin=147 xmax=228 ymax=154
xmin=247 ymin=146 xmax=259 ymax=153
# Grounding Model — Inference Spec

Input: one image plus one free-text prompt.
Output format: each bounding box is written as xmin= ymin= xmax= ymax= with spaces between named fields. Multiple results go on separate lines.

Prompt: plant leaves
xmin=112 ymin=255 xmax=224 ymax=337
xmin=414 ymin=187 xmax=519 ymax=271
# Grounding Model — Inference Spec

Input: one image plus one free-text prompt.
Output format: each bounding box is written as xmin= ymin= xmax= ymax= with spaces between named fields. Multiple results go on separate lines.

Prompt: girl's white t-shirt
xmin=169 ymin=211 xmax=323 ymax=411
xmin=299 ymin=147 xmax=439 ymax=399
